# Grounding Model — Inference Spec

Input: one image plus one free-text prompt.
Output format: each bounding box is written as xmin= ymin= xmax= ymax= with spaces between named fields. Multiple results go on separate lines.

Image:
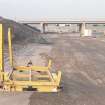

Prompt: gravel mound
xmin=0 ymin=17 xmax=48 ymax=44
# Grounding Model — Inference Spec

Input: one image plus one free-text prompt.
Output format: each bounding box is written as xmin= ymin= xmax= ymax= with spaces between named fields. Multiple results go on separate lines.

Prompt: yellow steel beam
xmin=14 ymin=66 xmax=49 ymax=71
xmin=48 ymin=60 xmax=52 ymax=69
xmin=12 ymin=74 xmax=49 ymax=79
xmin=8 ymin=28 xmax=13 ymax=67
xmin=4 ymin=80 xmax=57 ymax=86
xmin=57 ymin=71 xmax=62 ymax=85
xmin=14 ymin=60 xmax=52 ymax=71
xmin=0 ymin=24 xmax=4 ymax=81
xmin=4 ymin=71 xmax=61 ymax=84
xmin=0 ymin=24 xmax=4 ymax=72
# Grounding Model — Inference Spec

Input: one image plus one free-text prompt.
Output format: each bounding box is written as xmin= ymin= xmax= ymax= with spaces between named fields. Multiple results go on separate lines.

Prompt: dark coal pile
xmin=0 ymin=17 xmax=48 ymax=44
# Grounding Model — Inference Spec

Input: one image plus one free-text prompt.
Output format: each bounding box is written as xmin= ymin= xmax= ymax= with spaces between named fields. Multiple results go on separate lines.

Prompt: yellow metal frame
xmin=0 ymin=24 xmax=62 ymax=92
xmin=8 ymin=28 xmax=14 ymax=67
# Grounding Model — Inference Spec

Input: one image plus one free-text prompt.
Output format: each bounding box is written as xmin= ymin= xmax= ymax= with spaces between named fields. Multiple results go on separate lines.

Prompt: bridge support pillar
xmin=80 ymin=23 xmax=86 ymax=36
xmin=40 ymin=23 xmax=45 ymax=33
xmin=75 ymin=24 xmax=78 ymax=32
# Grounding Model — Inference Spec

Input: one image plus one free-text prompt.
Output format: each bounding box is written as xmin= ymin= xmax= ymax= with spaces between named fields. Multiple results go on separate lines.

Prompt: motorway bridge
xmin=19 ymin=20 xmax=105 ymax=34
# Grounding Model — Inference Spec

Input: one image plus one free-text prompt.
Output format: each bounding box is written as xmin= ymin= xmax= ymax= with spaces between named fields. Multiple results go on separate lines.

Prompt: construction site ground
xmin=1 ymin=33 xmax=105 ymax=105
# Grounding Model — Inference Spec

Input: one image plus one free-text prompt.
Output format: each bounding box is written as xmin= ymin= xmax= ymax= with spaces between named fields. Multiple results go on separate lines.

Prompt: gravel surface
xmin=30 ymin=34 xmax=105 ymax=105
xmin=1 ymin=33 xmax=105 ymax=105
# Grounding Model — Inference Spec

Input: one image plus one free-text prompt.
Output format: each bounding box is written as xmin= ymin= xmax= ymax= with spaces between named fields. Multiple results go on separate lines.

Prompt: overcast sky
xmin=0 ymin=0 xmax=105 ymax=20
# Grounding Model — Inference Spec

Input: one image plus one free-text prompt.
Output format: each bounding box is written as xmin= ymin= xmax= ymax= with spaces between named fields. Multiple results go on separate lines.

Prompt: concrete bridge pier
xmin=75 ymin=24 xmax=78 ymax=32
xmin=40 ymin=23 xmax=46 ymax=33
xmin=79 ymin=23 xmax=86 ymax=36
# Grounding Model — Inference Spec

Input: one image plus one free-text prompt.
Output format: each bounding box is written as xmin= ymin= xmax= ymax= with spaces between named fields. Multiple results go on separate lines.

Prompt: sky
xmin=0 ymin=0 xmax=105 ymax=20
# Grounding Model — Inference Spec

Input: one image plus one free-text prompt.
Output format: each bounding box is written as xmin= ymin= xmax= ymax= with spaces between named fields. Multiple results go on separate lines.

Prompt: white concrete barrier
xmin=83 ymin=29 xmax=92 ymax=36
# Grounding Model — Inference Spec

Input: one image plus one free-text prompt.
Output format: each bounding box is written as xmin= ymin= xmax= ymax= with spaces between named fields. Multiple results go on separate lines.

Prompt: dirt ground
xmin=1 ymin=33 xmax=105 ymax=105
